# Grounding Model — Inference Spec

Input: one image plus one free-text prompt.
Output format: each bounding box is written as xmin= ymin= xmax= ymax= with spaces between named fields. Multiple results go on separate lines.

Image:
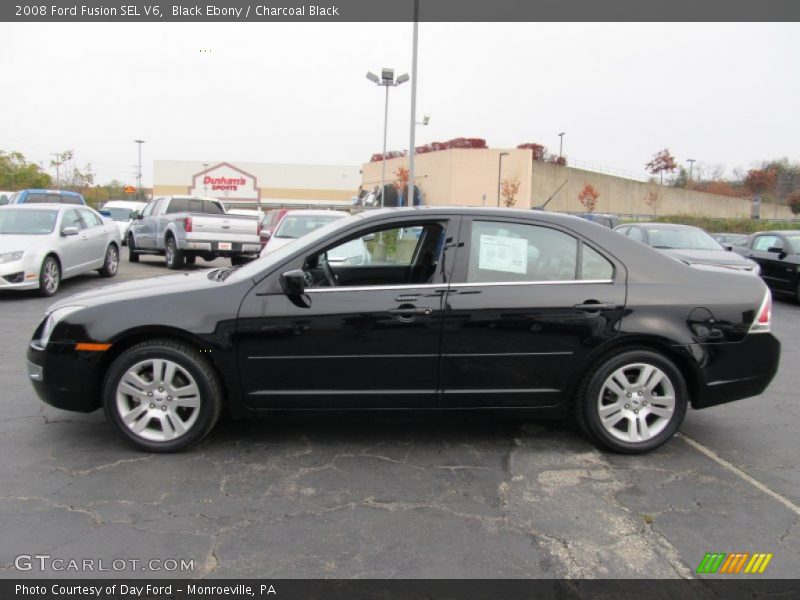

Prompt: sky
xmin=1 ymin=22 xmax=798 ymax=187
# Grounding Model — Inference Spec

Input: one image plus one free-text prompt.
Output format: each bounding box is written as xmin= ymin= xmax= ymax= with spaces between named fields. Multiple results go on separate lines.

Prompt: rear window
xmin=61 ymin=195 xmax=83 ymax=205
xmin=166 ymin=198 xmax=189 ymax=213
xmin=23 ymin=193 xmax=48 ymax=203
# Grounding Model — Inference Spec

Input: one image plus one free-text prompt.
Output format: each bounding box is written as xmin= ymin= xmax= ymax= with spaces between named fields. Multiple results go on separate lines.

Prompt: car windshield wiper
xmin=651 ymin=245 xmax=675 ymax=249
xmin=207 ymin=266 xmax=240 ymax=281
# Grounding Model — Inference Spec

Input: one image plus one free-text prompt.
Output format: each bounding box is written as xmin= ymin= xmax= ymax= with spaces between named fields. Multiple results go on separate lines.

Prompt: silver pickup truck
xmin=127 ymin=196 xmax=261 ymax=269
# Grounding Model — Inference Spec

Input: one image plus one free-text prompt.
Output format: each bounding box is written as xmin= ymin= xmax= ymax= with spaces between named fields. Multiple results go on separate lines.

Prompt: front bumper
xmin=691 ymin=333 xmax=781 ymax=409
xmin=27 ymin=341 xmax=104 ymax=412
xmin=0 ymin=258 xmax=40 ymax=290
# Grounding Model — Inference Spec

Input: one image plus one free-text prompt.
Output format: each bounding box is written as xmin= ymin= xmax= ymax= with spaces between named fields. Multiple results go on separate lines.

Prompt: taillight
xmin=749 ymin=289 xmax=772 ymax=334
xmin=183 ymin=216 xmax=192 ymax=233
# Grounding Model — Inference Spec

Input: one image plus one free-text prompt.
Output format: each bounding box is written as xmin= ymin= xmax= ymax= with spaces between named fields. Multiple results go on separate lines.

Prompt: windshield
xmin=0 ymin=209 xmax=58 ymax=234
xmin=103 ymin=207 xmax=136 ymax=222
xmin=785 ymin=234 xmax=800 ymax=252
xmin=647 ymin=227 xmax=723 ymax=251
xmin=274 ymin=214 xmax=345 ymax=239
xmin=230 ymin=213 xmax=362 ymax=282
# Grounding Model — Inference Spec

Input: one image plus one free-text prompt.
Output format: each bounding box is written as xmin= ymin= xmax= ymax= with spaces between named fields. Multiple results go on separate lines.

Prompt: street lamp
xmin=366 ymin=67 xmax=409 ymax=206
xmin=202 ymin=162 xmax=210 ymax=196
xmin=497 ymin=152 xmax=510 ymax=207
xmin=134 ymin=140 xmax=145 ymax=199
xmin=558 ymin=132 xmax=566 ymax=157
xmin=686 ymin=158 xmax=696 ymax=182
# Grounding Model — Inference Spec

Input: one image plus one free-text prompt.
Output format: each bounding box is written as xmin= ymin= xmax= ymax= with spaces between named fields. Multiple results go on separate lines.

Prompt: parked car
xmin=731 ymin=231 xmax=800 ymax=301
xmin=7 ymin=189 xmax=86 ymax=205
xmin=711 ymin=232 xmax=748 ymax=248
xmin=127 ymin=196 xmax=261 ymax=269
xmin=615 ymin=223 xmax=760 ymax=275
xmin=0 ymin=191 xmax=14 ymax=206
xmin=0 ymin=204 xmax=120 ymax=296
xmin=99 ymin=200 xmax=147 ymax=245
xmin=258 ymin=208 xmax=289 ymax=248
xmin=575 ymin=213 xmax=621 ymax=229
xmin=27 ymin=207 xmax=779 ymax=454
xmin=260 ymin=209 xmax=348 ymax=256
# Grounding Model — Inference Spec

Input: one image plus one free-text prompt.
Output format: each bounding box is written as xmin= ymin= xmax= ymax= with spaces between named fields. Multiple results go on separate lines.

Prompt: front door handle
xmin=573 ymin=302 xmax=618 ymax=313
xmin=389 ymin=307 xmax=433 ymax=317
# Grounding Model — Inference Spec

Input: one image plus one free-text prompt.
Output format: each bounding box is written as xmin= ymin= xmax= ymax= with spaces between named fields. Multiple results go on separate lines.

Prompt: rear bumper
xmin=691 ymin=333 xmax=781 ymax=409
xmin=179 ymin=240 xmax=261 ymax=255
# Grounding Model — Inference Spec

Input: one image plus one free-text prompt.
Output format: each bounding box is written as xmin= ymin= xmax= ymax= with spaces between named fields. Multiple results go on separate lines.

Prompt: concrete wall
xmin=361 ymin=149 xmax=795 ymax=219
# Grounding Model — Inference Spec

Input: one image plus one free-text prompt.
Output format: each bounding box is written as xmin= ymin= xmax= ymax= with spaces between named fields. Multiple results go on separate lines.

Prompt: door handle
xmin=389 ymin=307 xmax=433 ymax=317
xmin=573 ymin=302 xmax=618 ymax=313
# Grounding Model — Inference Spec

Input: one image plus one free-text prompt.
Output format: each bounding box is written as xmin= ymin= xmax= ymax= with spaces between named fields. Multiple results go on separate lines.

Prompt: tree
xmin=500 ymin=177 xmax=521 ymax=207
xmin=517 ymin=143 xmax=547 ymax=161
xmin=744 ymin=167 xmax=777 ymax=196
xmin=644 ymin=186 xmax=661 ymax=215
xmin=393 ymin=166 xmax=409 ymax=191
xmin=0 ymin=150 xmax=51 ymax=190
xmin=578 ymin=183 xmax=600 ymax=212
xmin=646 ymin=148 xmax=678 ymax=185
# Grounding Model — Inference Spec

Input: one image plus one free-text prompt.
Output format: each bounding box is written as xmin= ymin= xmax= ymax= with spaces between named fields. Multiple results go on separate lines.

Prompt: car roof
xmin=283 ymin=209 xmax=349 ymax=217
xmin=102 ymin=200 xmax=147 ymax=208
xmin=625 ymin=222 xmax=696 ymax=230
xmin=0 ymin=203 xmax=72 ymax=211
xmin=19 ymin=189 xmax=81 ymax=195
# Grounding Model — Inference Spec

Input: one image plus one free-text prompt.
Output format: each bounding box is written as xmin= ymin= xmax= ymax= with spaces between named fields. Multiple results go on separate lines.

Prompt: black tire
xmin=165 ymin=236 xmax=184 ymax=270
xmin=98 ymin=244 xmax=119 ymax=277
xmin=575 ymin=348 xmax=688 ymax=454
xmin=185 ymin=255 xmax=196 ymax=265
xmin=128 ymin=234 xmax=139 ymax=263
xmin=38 ymin=255 xmax=60 ymax=297
xmin=102 ymin=339 xmax=223 ymax=453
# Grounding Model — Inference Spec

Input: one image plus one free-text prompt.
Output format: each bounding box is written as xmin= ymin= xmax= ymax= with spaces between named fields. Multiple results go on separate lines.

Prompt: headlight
xmin=0 ymin=251 xmax=24 ymax=264
xmin=38 ymin=306 xmax=85 ymax=347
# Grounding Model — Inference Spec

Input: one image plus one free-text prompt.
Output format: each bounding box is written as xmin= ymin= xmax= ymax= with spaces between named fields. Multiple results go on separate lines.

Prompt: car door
xmin=749 ymin=234 xmax=785 ymax=291
xmin=439 ymin=216 xmax=626 ymax=408
xmin=133 ymin=199 xmax=161 ymax=248
xmin=235 ymin=216 xmax=460 ymax=410
xmin=78 ymin=208 xmax=109 ymax=268
xmin=57 ymin=209 xmax=89 ymax=276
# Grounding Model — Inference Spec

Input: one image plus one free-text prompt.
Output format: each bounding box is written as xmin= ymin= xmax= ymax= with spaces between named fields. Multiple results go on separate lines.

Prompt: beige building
xmin=361 ymin=148 xmax=795 ymax=219
xmin=153 ymin=160 xmax=361 ymax=209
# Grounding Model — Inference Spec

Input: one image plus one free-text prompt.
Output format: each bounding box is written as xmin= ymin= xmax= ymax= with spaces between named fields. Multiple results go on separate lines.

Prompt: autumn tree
xmin=0 ymin=150 xmax=51 ymax=190
xmin=646 ymin=148 xmax=678 ymax=185
xmin=787 ymin=191 xmax=800 ymax=216
xmin=393 ymin=166 xmax=409 ymax=191
xmin=500 ymin=177 xmax=521 ymax=207
xmin=644 ymin=186 xmax=661 ymax=216
xmin=578 ymin=183 xmax=600 ymax=212
xmin=744 ymin=167 xmax=777 ymax=196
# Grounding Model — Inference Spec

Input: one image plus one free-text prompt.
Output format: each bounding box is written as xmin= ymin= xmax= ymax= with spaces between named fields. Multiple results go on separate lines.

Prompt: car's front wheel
xmin=102 ymin=340 xmax=223 ymax=452
xmin=127 ymin=234 xmax=139 ymax=263
xmin=575 ymin=349 xmax=688 ymax=454
xmin=38 ymin=256 xmax=60 ymax=297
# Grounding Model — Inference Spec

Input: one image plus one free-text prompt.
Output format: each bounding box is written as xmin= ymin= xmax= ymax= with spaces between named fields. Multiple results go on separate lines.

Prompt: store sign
xmin=189 ymin=162 xmax=259 ymax=202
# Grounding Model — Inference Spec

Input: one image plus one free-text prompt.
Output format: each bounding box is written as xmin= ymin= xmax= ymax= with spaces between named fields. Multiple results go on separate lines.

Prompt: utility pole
xmin=497 ymin=152 xmax=509 ymax=207
xmin=134 ymin=139 xmax=145 ymax=200
xmin=50 ymin=153 xmax=63 ymax=190
xmin=407 ymin=0 xmax=420 ymax=207
xmin=558 ymin=132 xmax=565 ymax=158
xmin=202 ymin=162 xmax=210 ymax=196
xmin=686 ymin=158 xmax=696 ymax=182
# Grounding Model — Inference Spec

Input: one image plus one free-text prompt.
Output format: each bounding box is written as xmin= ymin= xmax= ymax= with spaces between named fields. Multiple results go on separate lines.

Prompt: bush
xmin=626 ymin=215 xmax=800 ymax=234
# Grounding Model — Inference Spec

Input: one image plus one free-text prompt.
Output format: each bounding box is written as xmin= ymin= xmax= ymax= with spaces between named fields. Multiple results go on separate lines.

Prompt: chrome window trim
xmin=305 ymin=279 xmax=614 ymax=293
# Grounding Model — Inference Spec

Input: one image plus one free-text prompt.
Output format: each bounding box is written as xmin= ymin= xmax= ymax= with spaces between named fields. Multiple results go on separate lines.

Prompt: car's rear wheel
xmin=165 ymin=236 xmax=184 ymax=270
xmin=38 ymin=256 xmax=60 ymax=297
xmin=103 ymin=340 xmax=222 ymax=453
xmin=575 ymin=349 xmax=688 ymax=454
xmin=98 ymin=244 xmax=119 ymax=277
xmin=127 ymin=234 xmax=139 ymax=263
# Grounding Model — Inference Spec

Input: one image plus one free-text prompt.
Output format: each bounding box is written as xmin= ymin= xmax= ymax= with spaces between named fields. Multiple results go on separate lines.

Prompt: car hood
xmin=0 ymin=234 xmax=51 ymax=253
xmin=263 ymin=237 xmax=297 ymax=253
xmin=660 ymin=248 xmax=752 ymax=266
xmin=48 ymin=270 xmax=224 ymax=311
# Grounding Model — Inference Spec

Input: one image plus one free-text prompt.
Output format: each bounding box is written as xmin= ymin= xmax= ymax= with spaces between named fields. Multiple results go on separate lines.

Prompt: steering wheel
xmin=319 ymin=254 xmax=337 ymax=287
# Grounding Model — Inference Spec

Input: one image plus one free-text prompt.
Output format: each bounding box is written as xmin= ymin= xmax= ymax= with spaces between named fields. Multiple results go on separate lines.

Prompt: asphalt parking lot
xmin=0 ymin=256 xmax=798 ymax=579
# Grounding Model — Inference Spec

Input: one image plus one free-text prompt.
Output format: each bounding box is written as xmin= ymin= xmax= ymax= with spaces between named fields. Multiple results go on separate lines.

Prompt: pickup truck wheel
xmin=102 ymin=339 xmax=223 ymax=453
xmin=575 ymin=349 xmax=688 ymax=454
xmin=98 ymin=244 xmax=119 ymax=277
xmin=127 ymin=234 xmax=139 ymax=263
xmin=165 ymin=236 xmax=184 ymax=270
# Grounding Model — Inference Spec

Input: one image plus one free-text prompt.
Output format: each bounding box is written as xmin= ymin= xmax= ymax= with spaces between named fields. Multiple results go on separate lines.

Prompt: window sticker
xmin=478 ymin=234 xmax=528 ymax=274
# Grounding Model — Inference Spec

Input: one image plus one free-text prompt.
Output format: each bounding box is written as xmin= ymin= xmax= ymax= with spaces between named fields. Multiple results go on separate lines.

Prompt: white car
xmin=100 ymin=200 xmax=147 ymax=245
xmin=0 ymin=204 xmax=121 ymax=296
xmin=260 ymin=209 xmax=348 ymax=256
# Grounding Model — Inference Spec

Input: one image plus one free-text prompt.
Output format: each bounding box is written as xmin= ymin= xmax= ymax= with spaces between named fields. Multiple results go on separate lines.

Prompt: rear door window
xmin=753 ymin=235 xmax=781 ymax=252
xmin=628 ymin=227 xmax=644 ymax=243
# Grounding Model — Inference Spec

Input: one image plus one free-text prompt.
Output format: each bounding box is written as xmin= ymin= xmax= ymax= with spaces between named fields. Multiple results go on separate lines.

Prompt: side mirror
xmin=362 ymin=233 xmax=376 ymax=242
xmin=129 ymin=211 xmax=139 ymax=220
xmin=724 ymin=245 xmax=733 ymax=252
xmin=61 ymin=226 xmax=79 ymax=237
xmin=99 ymin=210 xmax=111 ymax=217
xmin=280 ymin=269 xmax=306 ymax=296
xmin=260 ymin=231 xmax=272 ymax=241
xmin=767 ymin=246 xmax=784 ymax=255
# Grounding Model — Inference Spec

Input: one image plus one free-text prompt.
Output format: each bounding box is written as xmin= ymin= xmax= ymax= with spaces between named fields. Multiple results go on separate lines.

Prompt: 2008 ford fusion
xmin=27 ymin=207 xmax=780 ymax=453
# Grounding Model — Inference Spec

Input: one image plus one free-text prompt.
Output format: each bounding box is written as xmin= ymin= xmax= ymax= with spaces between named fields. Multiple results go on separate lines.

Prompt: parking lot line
xmin=678 ymin=432 xmax=800 ymax=516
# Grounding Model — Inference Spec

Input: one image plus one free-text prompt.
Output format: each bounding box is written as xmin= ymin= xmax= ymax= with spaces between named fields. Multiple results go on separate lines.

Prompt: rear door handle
xmin=573 ymin=302 xmax=618 ymax=313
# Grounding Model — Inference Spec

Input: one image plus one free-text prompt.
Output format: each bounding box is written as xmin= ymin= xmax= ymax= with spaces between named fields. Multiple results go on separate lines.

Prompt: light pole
xmin=134 ymin=140 xmax=145 ymax=199
xmin=686 ymin=158 xmax=696 ymax=182
xmin=367 ymin=68 xmax=409 ymax=206
xmin=407 ymin=0 xmax=420 ymax=207
xmin=202 ymin=162 xmax=209 ymax=196
xmin=558 ymin=132 xmax=565 ymax=157
xmin=497 ymin=152 xmax=509 ymax=207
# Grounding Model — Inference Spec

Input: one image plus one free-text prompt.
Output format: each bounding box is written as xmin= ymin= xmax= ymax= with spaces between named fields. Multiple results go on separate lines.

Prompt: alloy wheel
xmin=106 ymin=245 xmax=119 ymax=275
xmin=43 ymin=259 xmax=59 ymax=294
xmin=115 ymin=358 xmax=201 ymax=442
xmin=597 ymin=362 xmax=676 ymax=443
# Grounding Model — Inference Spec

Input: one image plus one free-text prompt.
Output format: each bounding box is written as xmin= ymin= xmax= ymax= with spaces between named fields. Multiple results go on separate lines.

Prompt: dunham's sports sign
xmin=189 ymin=162 xmax=260 ymax=202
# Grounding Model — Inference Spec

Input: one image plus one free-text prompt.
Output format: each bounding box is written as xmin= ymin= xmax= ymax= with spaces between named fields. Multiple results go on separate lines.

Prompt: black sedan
xmin=732 ymin=230 xmax=800 ymax=301
xmin=615 ymin=223 xmax=760 ymax=275
xmin=27 ymin=207 xmax=780 ymax=454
